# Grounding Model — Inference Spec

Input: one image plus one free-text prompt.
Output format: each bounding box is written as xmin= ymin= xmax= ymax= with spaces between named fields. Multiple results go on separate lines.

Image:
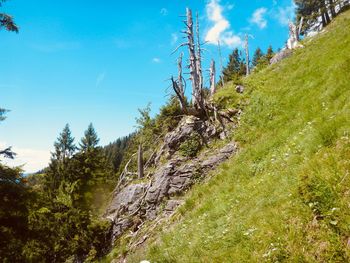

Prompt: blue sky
xmin=0 ymin=0 xmax=295 ymax=172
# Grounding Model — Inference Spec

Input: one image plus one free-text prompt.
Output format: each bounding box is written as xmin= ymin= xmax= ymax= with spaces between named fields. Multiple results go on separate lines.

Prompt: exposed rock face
xmin=155 ymin=116 xmax=220 ymax=163
xmin=105 ymin=116 xmax=238 ymax=242
xmin=270 ymin=49 xmax=293 ymax=64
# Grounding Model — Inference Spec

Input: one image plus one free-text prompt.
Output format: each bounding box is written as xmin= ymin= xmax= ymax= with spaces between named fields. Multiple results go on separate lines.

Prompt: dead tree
xmin=171 ymin=76 xmax=188 ymax=113
xmin=209 ymin=59 xmax=216 ymax=96
xmin=244 ymin=34 xmax=250 ymax=76
xmin=287 ymin=21 xmax=299 ymax=49
xmin=298 ymin=17 xmax=304 ymax=39
xmin=177 ymin=52 xmax=185 ymax=96
xmin=217 ymin=40 xmax=225 ymax=86
xmin=173 ymin=8 xmax=206 ymax=115
xmin=196 ymin=12 xmax=203 ymax=91
xmin=137 ymin=144 xmax=144 ymax=179
xmin=185 ymin=8 xmax=202 ymax=110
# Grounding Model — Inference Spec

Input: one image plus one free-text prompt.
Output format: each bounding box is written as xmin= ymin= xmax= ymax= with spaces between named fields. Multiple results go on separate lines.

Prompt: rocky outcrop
xmin=154 ymin=116 xmax=220 ymax=163
xmin=270 ymin=49 xmax=293 ymax=64
xmin=105 ymin=115 xmax=238 ymax=242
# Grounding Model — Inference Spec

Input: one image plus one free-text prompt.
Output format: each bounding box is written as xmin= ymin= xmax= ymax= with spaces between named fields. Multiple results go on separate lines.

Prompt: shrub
xmin=179 ymin=133 xmax=202 ymax=157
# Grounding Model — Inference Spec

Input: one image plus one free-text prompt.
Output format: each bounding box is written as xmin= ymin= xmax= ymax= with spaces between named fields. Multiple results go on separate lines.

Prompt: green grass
xmin=124 ymin=11 xmax=350 ymax=262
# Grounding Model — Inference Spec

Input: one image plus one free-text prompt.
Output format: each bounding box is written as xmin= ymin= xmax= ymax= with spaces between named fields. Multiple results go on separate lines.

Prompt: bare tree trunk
xmin=217 ymin=40 xmax=225 ymax=86
xmin=298 ymin=17 xmax=304 ymax=38
xmin=171 ymin=76 xmax=187 ymax=113
xmin=177 ymin=52 xmax=184 ymax=95
xmin=329 ymin=0 xmax=336 ymax=18
xmin=210 ymin=59 xmax=216 ymax=96
xmin=137 ymin=144 xmax=144 ymax=179
xmin=184 ymin=8 xmax=200 ymax=108
xmin=244 ymin=34 xmax=250 ymax=76
xmin=196 ymin=12 xmax=203 ymax=91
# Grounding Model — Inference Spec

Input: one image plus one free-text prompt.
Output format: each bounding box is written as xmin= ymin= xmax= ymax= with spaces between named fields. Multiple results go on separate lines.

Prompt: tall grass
xmin=126 ymin=11 xmax=350 ymax=262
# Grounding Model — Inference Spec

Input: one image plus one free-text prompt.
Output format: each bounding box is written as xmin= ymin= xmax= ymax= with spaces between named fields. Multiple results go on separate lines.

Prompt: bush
xmin=179 ymin=133 xmax=202 ymax=157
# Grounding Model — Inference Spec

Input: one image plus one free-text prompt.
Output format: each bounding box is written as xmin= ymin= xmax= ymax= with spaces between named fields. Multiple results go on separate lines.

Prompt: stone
xmin=236 ymin=85 xmax=244 ymax=93
xmin=270 ymin=49 xmax=293 ymax=65
xmin=105 ymin=115 xmax=238 ymax=245
xmin=164 ymin=200 xmax=184 ymax=212
xmin=106 ymin=183 xmax=146 ymax=219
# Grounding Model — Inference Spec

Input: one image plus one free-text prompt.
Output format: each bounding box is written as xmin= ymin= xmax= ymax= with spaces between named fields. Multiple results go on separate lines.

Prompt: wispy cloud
xmin=96 ymin=72 xmax=106 ymax=87
xmin=250 ymin=8 xmax=268 ymax=29
xmin=152 ymin=57 xmax=161 ymax=63
xmin=160 ymin=8 xmax=168 ymax=16
xmin=31 ymin=41 xmax=81 ymax=53
xmin=205 ymin=0 xmax=242 ymax=48
xmin=171 ymin=33 xmax=178 ymax=45
xmin=0 ymin=141 xmax=50 ymax=173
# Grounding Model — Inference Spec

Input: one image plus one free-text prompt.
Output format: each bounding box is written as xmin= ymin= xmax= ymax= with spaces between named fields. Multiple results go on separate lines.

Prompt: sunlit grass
xmin=125 ymin=10 xmax=350 ymax=262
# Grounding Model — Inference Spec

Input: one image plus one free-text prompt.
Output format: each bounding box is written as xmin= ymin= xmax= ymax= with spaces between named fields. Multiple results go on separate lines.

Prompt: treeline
xmin=0 ymin=95 xmax=185 ymax=262
xmin=1 ymin=120 xmax=115 ymax=262
xmin=295 ymin=0 xmax=350 ymax=33
xmin=222 ymin=45 xmax=274 ymax=83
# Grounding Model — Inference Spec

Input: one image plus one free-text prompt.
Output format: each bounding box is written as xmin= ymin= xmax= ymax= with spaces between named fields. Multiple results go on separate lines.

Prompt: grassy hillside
xmin=126 ymin=11 xmax=350 ymax=262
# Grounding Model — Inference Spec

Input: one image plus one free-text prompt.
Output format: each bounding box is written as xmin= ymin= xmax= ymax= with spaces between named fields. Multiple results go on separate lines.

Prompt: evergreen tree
xmin=52 ymin=124 xmax=76 ymax=162
xmin=266 ymin=45 xmax=274 ymax=62
xmin=222 ymin=48 xmax=245 ymax=82
xmin=295 ymin=0 xmax=349 ymax=34
xmin=252 ymin=47 xmax=264 ymax=67
xmin=0 ymin=108 xmax=16 ymax=159
xmin=0 ymin=107 xmax=29 ymax=262
xmin=0 ymin=0 xmax=18 ymax=32
xmin=80 ymin=123 xmax=100 ymax=152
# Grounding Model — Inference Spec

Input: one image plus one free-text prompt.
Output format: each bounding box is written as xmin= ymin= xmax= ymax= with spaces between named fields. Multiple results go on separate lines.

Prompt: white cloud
xmin=152 ymin=57 xmax=161 ymax=63
xmin=171 ymin=33 xmax=178 ymax=45
xmin=96 ymin=72 xmax=106 ymax=87
xmin=273 ymin=1 xmax=296 ymax=26
xmin=205 ymin=0 xmax=242 ymax=48
xmin=160 ymin=8 xmax=168 ymax=16
xmin=250 ymin=8 xmax=268 ymax=29
xmin=0 ymin=141 xmax=50 ymax=173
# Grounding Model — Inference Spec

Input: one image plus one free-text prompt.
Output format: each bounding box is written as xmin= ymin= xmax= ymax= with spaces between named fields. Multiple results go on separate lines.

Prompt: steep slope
xmin=126 ymin=10 xmax=350 ymax=262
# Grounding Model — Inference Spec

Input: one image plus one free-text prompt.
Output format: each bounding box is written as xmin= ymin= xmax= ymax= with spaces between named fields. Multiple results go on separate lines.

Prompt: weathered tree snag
xmin=209 ymin=59 xmax=216 ymax=96
xmin=137 ymin=144 xmax=144 ymax=179
xmin=177 ymin=52 xmax=185 ymax=96
xmin=287 ymin=21 xmax=299 ymax=49
xmin=172 ymin=8 xmax=207 ymax=116
xmin=217 ymin=40 xmax=225 ymax=86
xmin=196 ymin=12 xmax=203 ymax=91
xmin=244 ymin=34 xmax=250 ymax=76
xmin=171 ymin=76 xmax=188 ymax=113
xmin=184 ymin=8 xmax=200 ymax=108
xmin=298 ymin=17 xmax=304 ymax=38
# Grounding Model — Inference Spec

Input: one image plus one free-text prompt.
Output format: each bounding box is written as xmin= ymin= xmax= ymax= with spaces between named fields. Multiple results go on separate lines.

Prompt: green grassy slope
xmin=128 ymin=11 xmax=350 ymax=262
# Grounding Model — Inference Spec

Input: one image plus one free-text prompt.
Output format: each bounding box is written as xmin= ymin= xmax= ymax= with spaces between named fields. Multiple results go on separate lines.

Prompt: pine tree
xmin=295 ymin=0 xmax=349 ymax=34
xmin=266 ymin=45 xmax=274 ymax=62
xmin=79 ymin=123 xmax=100 ymax=152
xmin=0 ymin=108 xmax=16 ymax=159
xmin=52 ymin=124 xmax=76 ymax=162
xmin=252 ymin=47 xmax=264 ymax=67
xmin=222 ymin=48 xmax=244 ymax=82
xmin=0 ymin=0 xmax=19 ymax=32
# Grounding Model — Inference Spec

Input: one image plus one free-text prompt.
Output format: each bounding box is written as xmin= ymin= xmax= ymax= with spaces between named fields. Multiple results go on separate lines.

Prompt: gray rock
xmin=201 ymin=143 xmax=237 ymax=169
xmin=106 ymin=183 xmax=147 ymax=219
xmin=105 ymin=116 xmax=238 ymax=244
xmin=165 ymin=200 xmax=184 ymax=213
xmin=270 ymin=49 xmax=293 ymax=64
xmin=236 ymin=85 xmax=244 ymax=93
xmin=112 ymin=218 xmax=133 ymax=240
